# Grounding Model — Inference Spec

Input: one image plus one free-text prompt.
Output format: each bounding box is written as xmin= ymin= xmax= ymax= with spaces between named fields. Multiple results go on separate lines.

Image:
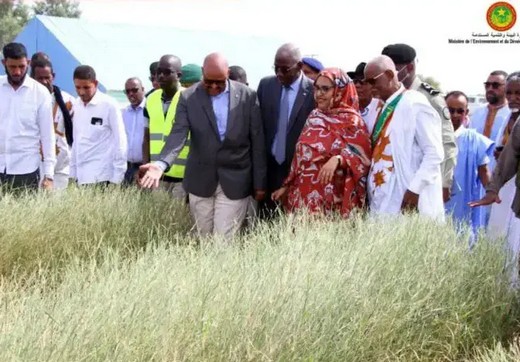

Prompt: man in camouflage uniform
xmin=382 ymin=43 xmax=457 ymax=202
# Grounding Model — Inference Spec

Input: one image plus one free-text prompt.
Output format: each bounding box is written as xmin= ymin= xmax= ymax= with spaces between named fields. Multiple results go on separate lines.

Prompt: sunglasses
xmin=363 ymin=71 xmax=385 ymax=86
xmin=156 ymin=68 xmax=177 ymax=76
xmin=353 ymin=79 xmax=366 ymax=85
xmin=203 ymin=78 xmax=227 ymax=87
xmin=273 ymin=64 xmax=298 ymax=75
xmin=314 ymin=84 xmax=334 ymax=93
xmin=448 ymin=107 xmax=466 ymax=115
xmin=484 ymin=81 xmax=504 ymax=89
xmin=124 ymin=87 xmax=140 ymax=95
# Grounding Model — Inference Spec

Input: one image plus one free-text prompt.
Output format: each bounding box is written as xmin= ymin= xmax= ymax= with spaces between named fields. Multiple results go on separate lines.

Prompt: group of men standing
xmin=2 ymin=40 xmax=520 ymax=244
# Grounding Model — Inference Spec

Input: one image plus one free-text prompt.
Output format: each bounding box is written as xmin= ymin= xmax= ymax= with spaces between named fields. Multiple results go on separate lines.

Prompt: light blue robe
xmin=445 ymin=128 xmax=494 ymax=244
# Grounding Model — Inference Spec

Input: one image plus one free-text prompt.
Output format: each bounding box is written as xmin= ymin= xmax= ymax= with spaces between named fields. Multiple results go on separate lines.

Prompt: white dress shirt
xmin=0 ymin=75 xmax=56 ymax=176
xmin=121 ymin=100 xmax=145 ymax=163
xmin=70 ymin=90 xmax=127 ymax=185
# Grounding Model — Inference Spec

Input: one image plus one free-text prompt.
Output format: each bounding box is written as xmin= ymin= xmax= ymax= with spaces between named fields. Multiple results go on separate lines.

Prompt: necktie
xmin=273 ymin=86 xmax=291 ymax=164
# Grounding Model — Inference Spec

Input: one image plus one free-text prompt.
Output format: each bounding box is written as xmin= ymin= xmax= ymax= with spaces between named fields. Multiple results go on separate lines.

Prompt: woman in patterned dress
xmin=271 ymin=68 xmax=372 ymax=217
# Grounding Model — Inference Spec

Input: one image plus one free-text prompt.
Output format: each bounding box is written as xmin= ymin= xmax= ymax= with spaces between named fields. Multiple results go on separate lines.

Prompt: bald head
xmin=365 ymin=55 xmax=396 ymax=75
xmin=364 ymin=55 xmax=399 ymax=101
xmin=275 ymin=43 xmax=301 ymax=64
xmin=124 ymin=77 xmax=144 ymax=107
xmin=203 ymin=52 xmax=229 ymax=76
xmin=159 ymin=55 xmax=182 ymax=71
xmin=202 ymin=52 xmax=229 ymax=96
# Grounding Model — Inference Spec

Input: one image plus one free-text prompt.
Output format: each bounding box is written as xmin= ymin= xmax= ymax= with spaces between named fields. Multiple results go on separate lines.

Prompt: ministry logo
xmin=487 ymin=2 xmax=517 ymax=31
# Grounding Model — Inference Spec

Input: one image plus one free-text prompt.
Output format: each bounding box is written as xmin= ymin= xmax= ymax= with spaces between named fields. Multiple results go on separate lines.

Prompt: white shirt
xmin=122 ymin=99 xmax=145 ymax=163
xmin=70 ymin=90 xmax=128 ymax=185
xmin=368 ymin=85 xmax=445 ymax=220
xmin=361 ymin=97 xmax=383 ymax=134
xmin=0 ymin=75 xmax=56 ymax=176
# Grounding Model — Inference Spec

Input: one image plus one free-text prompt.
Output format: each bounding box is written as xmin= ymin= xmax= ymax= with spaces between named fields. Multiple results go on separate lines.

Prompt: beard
xmin=486 ymin=93 xmax=499 ymax=105
xmin=5 ymin=67 xmax=27 ymax=86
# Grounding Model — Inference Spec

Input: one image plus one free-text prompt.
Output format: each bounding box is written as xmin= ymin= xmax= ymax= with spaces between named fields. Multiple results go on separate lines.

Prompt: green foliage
xmin=33 ymin=0 xmax=81 ymax=18
xmin=0 ymin=0 xmax=30 ymax=50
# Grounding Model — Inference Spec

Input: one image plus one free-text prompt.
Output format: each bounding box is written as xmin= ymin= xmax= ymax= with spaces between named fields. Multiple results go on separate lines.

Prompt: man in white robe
xmin=364 ymin=56 xmax=444 ymax=220
xmin=470 ymin=70 xmax=510 ymax=172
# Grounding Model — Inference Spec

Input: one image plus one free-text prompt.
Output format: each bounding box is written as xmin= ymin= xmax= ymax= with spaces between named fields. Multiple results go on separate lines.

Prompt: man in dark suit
xmin=257 ymin=43 xmax=315 ymax=216
xmin=139 ymin=53 xmax=266 ymax=240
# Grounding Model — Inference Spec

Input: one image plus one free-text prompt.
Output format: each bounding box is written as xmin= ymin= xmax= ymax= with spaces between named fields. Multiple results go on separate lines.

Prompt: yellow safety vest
xmin=147 ymin=89 xmax=189 ymax=179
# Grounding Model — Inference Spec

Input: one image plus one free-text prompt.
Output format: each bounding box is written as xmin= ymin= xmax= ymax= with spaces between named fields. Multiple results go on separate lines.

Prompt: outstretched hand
xmin=137 ymin=163 xmax=164 ymax=189
xmin=468 ymin=191 xmax=501 ymax=208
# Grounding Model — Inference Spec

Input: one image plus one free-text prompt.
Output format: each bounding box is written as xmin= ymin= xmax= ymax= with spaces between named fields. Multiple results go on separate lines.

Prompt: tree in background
xmin=418 ymin=74 xmax=442 ymax=91
xmin=33 ymin=0 xmax=81 ymax=18
xmin=0 ymin=0 xmax=80 ymax=50
xmin=0 ymin=0 xmax=30 ymax=50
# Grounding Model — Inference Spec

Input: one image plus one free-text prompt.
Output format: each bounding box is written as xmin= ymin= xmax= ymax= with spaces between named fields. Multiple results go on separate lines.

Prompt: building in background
xmin=1 ymin=15 xmax=282 ymax=104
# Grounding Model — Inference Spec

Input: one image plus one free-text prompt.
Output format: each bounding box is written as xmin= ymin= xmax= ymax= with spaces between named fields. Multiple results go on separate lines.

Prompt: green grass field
xmin=0 ymin=188 xmax=519 ymax=361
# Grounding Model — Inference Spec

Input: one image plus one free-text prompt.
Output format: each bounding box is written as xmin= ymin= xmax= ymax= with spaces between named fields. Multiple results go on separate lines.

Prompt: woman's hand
xmin=271 ymin=187 xmax=288 ymax=201
xmin=317 ymin=156 xmax=340 ymax=185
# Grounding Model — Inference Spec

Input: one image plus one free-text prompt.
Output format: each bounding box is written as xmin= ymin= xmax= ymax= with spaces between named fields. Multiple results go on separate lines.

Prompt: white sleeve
xmin=109 ymin=102 xmax=128 ymax=184
xmin=408 ymin=105 xmax=444 ymax=194
xmin=38 ymin=91 xmax=56 ymax=177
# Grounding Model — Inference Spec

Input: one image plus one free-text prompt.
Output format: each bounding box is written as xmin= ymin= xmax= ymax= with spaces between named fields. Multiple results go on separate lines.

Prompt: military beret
xmin=381 ymin=43 xmax=416 ymax=64
xmin=302 ymin=57 xmax=324 ymax=72
xmin=347 ymin=62 xmax=367 ymax=80
xmin=180 ymin=63 xmax=202 ymax=84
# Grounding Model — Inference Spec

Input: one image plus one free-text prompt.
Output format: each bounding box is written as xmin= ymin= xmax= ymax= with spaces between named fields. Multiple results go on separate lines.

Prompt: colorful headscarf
xmin=314 ymin=67 xmax=360 ymax=116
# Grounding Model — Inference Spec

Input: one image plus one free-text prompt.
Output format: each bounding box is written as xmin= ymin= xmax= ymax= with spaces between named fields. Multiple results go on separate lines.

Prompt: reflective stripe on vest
xmin=147 ymin=88 xmax=189 ymax=179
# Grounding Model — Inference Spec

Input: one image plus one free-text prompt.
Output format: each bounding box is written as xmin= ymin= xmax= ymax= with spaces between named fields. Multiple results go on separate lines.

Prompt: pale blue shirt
xmin=121 ymin=99 xmax=145 ymax=163
xmin=211 ymin=81 xmax=230 ymax=141
xmin=283 ymin=73 xmax=302 ymax=120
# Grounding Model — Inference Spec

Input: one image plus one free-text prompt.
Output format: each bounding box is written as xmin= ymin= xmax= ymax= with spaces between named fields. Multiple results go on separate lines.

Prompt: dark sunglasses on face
xmin=484 ymin=81 xmax=504 ymax=89
xmin=353 ymin=79 xmax=366 ymax=85
xmin=125 ymin=87 xmax=140 ymax=95
xmin=363 ymin=71 xmax=385 ymax=86
xmin=273 ymin=64 xmax=298 ymax=75
xmin=204 ymin=78 xmax=227 ymax=87
xmin=314 ymin=84 xmax=334 ymax=93
xmin=448 ymin=107 xmax=466 ymax=115
xmin=156 ymin=68 xmax=176 ymax=76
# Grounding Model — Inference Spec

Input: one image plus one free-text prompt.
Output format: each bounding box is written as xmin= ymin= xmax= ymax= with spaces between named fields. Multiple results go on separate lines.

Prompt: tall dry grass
xmin=0 ymin=191 xmax=517 ymax=361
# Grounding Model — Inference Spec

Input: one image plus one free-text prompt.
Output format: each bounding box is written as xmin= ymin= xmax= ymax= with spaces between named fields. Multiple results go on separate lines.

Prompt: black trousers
xmin=0 ymin=169 xmax=40 ymax=192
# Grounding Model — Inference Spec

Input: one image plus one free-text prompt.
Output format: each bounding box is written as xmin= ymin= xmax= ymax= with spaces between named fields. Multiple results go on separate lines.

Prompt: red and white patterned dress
xmin=282 ymin=69 xmax=372 ymax=217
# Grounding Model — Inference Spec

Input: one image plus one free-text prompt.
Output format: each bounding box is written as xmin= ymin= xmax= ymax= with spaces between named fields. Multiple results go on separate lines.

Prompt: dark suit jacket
xmin=257 ymin=74 xmax=315 ymax=191
xmin=158 ymin=80 xmax=266 ymax=200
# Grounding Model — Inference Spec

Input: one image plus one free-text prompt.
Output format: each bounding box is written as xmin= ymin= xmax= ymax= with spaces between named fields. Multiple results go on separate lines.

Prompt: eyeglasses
xmin=203 ymin=78 xmax=227 ymax=87
xmin=448 ymin=107 xmax=466 ymax=115
xmin=125 ymin=87 xmax=140 ymax=95
xmin=314 ymin=84 xmax=334 ymax=94
xmin=353 ymin=79 xmax=366 ymax=86
xmin=273 ymin=64 xmax=298 ymax=75
xmin=484 ymin=81 xmax=505 ymax=89
xmin=363 ymin=71 xmax=385 ymax=86
xmin=156 ymin=68 xmax=176 ymax=76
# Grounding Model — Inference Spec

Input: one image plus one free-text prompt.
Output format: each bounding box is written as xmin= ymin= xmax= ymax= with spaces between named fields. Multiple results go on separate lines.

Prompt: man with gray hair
xmin=364 ymin=55 xmax=444 ymax=219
